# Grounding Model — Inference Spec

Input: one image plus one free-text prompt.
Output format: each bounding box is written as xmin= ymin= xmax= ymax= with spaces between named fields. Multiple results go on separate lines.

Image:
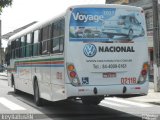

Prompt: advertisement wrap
xmin=69 ymin=7 xmax=147 ymax=86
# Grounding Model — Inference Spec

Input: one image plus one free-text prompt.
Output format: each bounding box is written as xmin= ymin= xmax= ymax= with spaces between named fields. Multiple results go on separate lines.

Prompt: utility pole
xmin=0 ymin=19 xmax=2 ymax=65
xmin=105 ymin=0 xmax=111 ymax=4
xmin=0 ymin=20 xmax=1 ymax=47
xmin=153 ymin=0 xmax=160 ymax=92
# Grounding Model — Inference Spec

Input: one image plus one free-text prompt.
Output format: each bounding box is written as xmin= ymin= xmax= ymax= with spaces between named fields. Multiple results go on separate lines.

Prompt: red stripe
xmin=16 ymin=61 xmax=64 ymax=66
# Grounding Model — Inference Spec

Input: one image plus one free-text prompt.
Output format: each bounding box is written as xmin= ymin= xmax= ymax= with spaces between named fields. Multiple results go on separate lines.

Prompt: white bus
xmin=6 ymin=4 xmax=149 ymax=106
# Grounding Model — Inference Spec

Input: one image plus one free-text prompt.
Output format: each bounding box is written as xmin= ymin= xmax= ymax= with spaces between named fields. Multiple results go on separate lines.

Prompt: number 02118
xmin=121 ymin=77 xmax=137 ymax=84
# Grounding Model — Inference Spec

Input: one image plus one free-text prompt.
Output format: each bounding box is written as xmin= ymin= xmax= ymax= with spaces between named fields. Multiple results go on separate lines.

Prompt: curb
xmin=0 ymin=72 xmax=7 ymax=77
xmin=0 ymin=74 xmax=7 ymax=77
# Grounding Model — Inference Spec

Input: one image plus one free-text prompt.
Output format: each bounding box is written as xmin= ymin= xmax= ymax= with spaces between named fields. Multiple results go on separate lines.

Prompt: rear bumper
xmin=66 ymin=82 xmax=149 ymax=98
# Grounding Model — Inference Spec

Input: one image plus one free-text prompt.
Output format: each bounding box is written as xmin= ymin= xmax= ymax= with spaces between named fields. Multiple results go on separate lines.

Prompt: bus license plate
xmin=103 ymin=72 xmax=116 ymax=78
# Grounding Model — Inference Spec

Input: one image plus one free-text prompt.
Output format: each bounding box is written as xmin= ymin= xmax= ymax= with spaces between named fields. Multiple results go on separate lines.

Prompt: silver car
xmin=102 ymin=15 xmax=145 ymax=40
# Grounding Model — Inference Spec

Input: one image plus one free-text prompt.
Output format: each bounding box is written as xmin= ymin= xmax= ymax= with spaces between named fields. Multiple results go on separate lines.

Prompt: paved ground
xmin=0 ymin=72 xmax=7 ymax=80
xmin=0 ymin=72 xmax=160 ymax=120
xmin=0 ymin=71 xmax=160 ymax=104
xmin=127 ymin=82 xmax=160 ymax=105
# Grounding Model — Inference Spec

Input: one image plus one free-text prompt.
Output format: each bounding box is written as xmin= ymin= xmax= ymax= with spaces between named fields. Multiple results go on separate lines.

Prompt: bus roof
xmin=8 ymin=13 xmax=65 ymax=43
xmin=68 ymin=4 xmax=142 ymax=11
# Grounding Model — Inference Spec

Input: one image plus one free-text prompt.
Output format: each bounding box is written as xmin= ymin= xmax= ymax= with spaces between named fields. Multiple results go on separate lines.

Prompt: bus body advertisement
xmin=7 ymin=5 xmax=149 ymax=106
xmin=67 ymin=6 xmax=148 ymax=97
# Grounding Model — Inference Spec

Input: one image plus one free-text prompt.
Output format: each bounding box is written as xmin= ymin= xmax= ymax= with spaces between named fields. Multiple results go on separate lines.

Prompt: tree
xmin=0 ymin=0 xmax=12 ymax=14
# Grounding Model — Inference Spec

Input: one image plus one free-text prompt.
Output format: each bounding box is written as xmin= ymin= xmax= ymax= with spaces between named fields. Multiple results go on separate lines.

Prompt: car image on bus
xmin=6 ymin=4 xmax=149 ymax=106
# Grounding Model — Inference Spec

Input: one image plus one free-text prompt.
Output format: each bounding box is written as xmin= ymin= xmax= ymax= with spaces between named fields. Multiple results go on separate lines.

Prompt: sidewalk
xmin=129 ymin=89 xmax=160 ymax=104
xmin=0 ymin=72 xmax=7 ymax=76
xmin=0 ymin=72 xmax=7 ymax=80
xmin=128 ymin=82 xmax=160 ymax=104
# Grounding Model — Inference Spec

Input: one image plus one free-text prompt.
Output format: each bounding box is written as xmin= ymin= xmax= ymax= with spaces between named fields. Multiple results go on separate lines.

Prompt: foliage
xmin=0 ymin=0 xmax=12 ymax=14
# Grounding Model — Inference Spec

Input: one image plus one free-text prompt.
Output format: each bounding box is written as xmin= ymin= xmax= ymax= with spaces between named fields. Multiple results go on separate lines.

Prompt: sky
xmin=1 ymin=0 xmax=105 ymax=48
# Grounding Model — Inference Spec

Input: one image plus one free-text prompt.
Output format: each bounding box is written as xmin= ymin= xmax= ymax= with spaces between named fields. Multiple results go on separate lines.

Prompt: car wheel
xmin=11 ymin=75 xmax=19 ymax=94
xmin=107 ymin=34 xmax=114 ymax=39
xmin=140 ymin=28 xmax=145 ymax=36
xmin=128 ymin=29 xmax=133 ymax=40
xmin=13 ymin=80 xmax=20 ymax=94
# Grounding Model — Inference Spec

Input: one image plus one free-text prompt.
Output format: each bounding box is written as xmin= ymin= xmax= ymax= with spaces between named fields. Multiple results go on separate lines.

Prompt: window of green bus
xmin=20 ymin=36 xmax=26 ymax=58
xmin=41 ymin=25 xmax=51 ymax=55
xmin=52 ymin=19 xmax=64 ymax=54
xmin=6 ymin=43 xmax=11 ymax=65
xmin=33 ymin=30 xmax=39 ymax=56
xmin=11 ymin=40 xmax=16 ymax=59
xmin=26 ymin=34 xmax=32 ymax=57
xmin=15 ymin=38 xmax=20 ymax=58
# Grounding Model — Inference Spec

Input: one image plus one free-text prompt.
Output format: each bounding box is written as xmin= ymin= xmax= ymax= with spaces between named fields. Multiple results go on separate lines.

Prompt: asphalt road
xmin=0 ymin=77 xmax=160 ymax=120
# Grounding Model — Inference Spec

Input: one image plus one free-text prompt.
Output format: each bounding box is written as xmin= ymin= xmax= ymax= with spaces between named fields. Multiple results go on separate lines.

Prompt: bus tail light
xmin=68 ymin=64 xmax=75 ymax=71
xmin=137 ymin=62 xmax=148 ymax=84
xmin=70 ymin=71 xmax=77 ymax=78
xmin=67 ymin=63 xmax=81 ymax=86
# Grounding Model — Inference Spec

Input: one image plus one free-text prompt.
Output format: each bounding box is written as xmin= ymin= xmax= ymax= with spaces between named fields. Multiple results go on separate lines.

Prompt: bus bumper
xmin=66 ymin=82 xmax=149 ymax=98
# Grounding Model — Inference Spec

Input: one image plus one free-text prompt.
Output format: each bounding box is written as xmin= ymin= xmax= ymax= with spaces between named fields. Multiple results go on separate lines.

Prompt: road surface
xmin=0 ymin=74 xmax=159 ymax=120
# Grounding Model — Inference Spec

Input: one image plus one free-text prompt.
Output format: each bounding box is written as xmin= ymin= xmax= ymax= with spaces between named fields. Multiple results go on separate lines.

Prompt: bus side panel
xmin=14 ymin=58 xmax=32 ymax=94
xmin=50 ymin=55 xmax=66 ymax=101
xmin=32 ymin=56 xmax=52 ymax=101
xmin=8 ymin=60 xmax=22 ymax=92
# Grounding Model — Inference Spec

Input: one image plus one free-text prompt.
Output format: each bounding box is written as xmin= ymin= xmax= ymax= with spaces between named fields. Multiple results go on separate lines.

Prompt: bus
xmin=6 ymin=4 xmax=149 ymax=106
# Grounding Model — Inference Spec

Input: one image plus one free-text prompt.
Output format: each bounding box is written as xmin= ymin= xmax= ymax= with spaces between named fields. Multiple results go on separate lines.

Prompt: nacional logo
xmin=83 ymin=44 xmax=97 ymax=57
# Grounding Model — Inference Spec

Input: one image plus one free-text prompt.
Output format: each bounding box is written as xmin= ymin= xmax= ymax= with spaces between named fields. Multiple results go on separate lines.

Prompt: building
xmin=106 ymin=0 xmax=154 ymax=78
xmin=0 ymin=20 xmax=5 ymax=65
xmin=106 ymin=0 xmax=140 ymax=4
xmin=1 ymin=21 xmax=37 ymax=65
xmin=2 ymin=21 xmax=37 ymax=40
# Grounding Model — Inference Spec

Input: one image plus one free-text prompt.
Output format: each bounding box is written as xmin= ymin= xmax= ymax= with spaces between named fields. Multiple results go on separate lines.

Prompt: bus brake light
xmin=141 ymin=70 xmax=147 ymax=76
xmin=70 ymin=71 xmax=77 ymax=78
xmin=137 ymin=62 xmax=148 ymax=84
xmin=67 ymin=63 xmax=81 ymax=86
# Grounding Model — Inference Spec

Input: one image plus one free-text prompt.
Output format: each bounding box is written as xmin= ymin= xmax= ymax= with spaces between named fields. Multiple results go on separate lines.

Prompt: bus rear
xmin=66 ymin=5 xmax=148 ymax=104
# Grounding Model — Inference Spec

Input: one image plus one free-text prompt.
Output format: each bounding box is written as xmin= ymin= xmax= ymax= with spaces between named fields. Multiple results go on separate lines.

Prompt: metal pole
xmin=152 ymin=0 xmax=160 ymax=92
xmin=0 ymin=20 xmax=2 ymax=65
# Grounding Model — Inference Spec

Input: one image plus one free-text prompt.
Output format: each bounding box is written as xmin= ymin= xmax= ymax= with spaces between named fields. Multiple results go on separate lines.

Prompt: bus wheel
xmin=12 ymin=75 xmax=19 ymax=94
xmin=34 ymin=80 xmax=43 ymax=106
xmin=128 ymin=29 xmax=133 ymax=40
xmin=13 ymin=82 xmax=19 ymax=94
xmin=82 ymin=96 xmax=103 ymax=105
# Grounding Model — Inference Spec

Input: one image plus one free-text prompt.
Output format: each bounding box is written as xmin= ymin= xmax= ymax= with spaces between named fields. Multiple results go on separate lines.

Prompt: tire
xmin=13 ymin=82 xmax=19 ymax=94
xmin=82 ymin=96 xmax=103 ymax=105
xmin=12 ymin=75 xmax=19 ymax=94
xmin=13 ymin=82 xmax=20 ymax=94
xmin=34 ymin=80 xmax=43 ymax=106
xmin=128 ymin=29 xmax=133 ymax=40
xmin=140 ymin=28 xmax=145 ymax=36
xmin=107 ymin=34 xmax=114 ymax=39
